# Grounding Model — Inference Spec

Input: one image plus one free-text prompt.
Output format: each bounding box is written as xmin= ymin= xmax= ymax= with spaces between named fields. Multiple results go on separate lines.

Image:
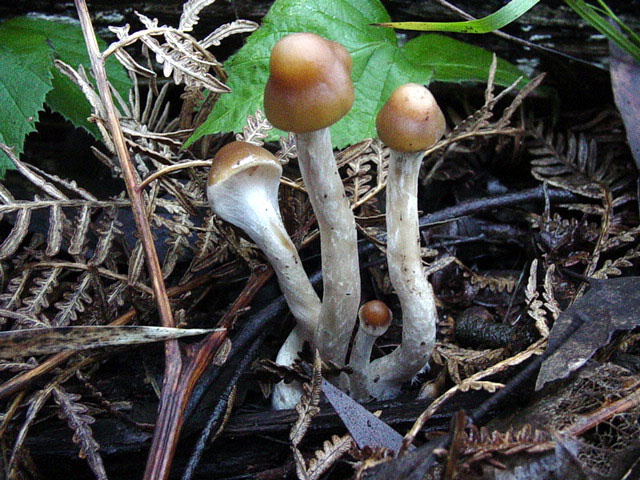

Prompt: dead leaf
xmin=609 ymin=37 xmax=640 ymax=167
xmin=321 ymin=379 xmax=406 ymax=453
xmin=0 ymin=326 xmax=222 ymax=358
xmin=536 ymin=276 xmax=640 ymax=390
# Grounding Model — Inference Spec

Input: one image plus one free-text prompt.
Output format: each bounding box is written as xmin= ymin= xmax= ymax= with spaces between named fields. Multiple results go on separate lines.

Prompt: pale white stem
xmin=349 ymin=328 xmax=376 ymax=401
xmin=368 ymin=151 xmax=437 ymax=400
xmin=272 ymin=326 xmax=306 ymax=409
xmin=233 ymin=185 xmax=321 ymax=336
xmin=296 ymin=129 xmax=361 ymax=366
xmin=235 ymin=185 xmax=320 ymax=410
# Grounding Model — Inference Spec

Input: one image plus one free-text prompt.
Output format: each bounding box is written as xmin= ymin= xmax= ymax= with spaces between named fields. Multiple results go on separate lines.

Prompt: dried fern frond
xmin=460 ymin=423 xmax=554 ymax=470
xmin=290 ymin=351 xmax=323 ymax=447
xmin=179 ymin=0 xmax=217 ymax=32
xmin=235 ymin=110 xmax=272 ymax=146
xmin=525 ymin=259 xmax=549 ymax=338
xmin=528 ymin=126 xmax=630 ymax=198
xmin=52 ymin=385 xmax=107 ymax=480
xmin=307 ymin=434 xmax=354 ymax=480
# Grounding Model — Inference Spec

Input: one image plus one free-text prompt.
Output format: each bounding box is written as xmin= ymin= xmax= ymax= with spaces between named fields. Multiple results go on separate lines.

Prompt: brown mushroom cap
xmin=208 ymin=141 xmax=281 ymax=187
xmin=376 ymin=83 xmax=446 ymax=153
xmin=358 ymin=300 xmax=392 ymax=335
xmin=264 ymin=33 xmax=354 ymax=133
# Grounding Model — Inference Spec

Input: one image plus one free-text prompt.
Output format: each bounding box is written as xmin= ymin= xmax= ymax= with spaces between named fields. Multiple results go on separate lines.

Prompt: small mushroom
xmin=207 ymin=141 xmax=320 ymax=337
xmin=349 ymin=300 xmax=392 ymax=401
xmin=264 ymin=33 xmax=360 ymax=368
xmin=368 ymin=83 xmax=446 ymax=400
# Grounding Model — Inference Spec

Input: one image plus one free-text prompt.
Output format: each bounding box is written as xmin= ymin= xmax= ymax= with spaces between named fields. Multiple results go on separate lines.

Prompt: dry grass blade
xmin=0 ymin=325 xmax=221 ymax=358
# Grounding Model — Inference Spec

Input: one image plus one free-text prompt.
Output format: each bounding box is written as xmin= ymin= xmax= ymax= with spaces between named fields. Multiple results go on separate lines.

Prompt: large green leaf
xmin=0 ymin=25 xmax=53 ymax=174
xmin=2 ymin=17 xmax=131 ymax=139
xmin=187 ymin=0 xmax=528 ymax=149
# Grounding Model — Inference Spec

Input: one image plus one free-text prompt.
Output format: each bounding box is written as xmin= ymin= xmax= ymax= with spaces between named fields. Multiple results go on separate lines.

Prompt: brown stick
xmin=141 ymin=267 xmax=274 ymax=479
xmin=73 ymin=3 xmax=181 ymax=478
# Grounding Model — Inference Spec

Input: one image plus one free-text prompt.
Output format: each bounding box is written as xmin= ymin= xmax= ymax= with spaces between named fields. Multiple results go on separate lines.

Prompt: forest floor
xmin=1 ymin=1 xmax=640 ymax=479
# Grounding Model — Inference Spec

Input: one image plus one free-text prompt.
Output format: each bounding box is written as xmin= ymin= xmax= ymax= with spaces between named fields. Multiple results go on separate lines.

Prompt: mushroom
xmin=207 ymin=141 xmax=320 ymax=340
xmin=348 ymin=300 xmax=393 ymax=401
xmin=264 ymin=33 xmax=360 ymax=368
xmin=367 ymin=83 xmax=446 ymax=400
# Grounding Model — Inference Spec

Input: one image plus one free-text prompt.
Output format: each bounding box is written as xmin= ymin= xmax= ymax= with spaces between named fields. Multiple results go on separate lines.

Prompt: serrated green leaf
xmin=374 ymin=0 xmax=540 ymax=34
xmin=2 ymin=17 xmax=131 ymax=138
xmin=0 ymin=25 xmax=53 ymax=175
xmin=187 ymin=0 xmax=529 ymax=149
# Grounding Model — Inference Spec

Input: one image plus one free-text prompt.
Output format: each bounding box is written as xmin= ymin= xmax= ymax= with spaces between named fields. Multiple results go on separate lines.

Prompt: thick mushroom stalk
xmin=207 ymin=141 xmax=320 ymax=338
xmin=207 ymin=142 xmax=321 ymax=409
xmin=264 ymin=33 xmax=360 ymax=368
xmin=368 ymin=83 xmax=446 ymax=400
xmin=349 ymin=300 xmax=392 ymax=401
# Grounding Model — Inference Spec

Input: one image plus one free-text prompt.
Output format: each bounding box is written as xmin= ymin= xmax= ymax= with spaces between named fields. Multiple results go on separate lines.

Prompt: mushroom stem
xmin=349 ymin=328 xmax=376 ymax=401
xmin=349 ymin=300 xmax=392 ymax=402
xmin=296 ymin=129 xmax=361 ymax=366
xmin=232 ymin=183 xmax=320 ymax=336
xmin=367 ymin=150 xmax=437 ymax=399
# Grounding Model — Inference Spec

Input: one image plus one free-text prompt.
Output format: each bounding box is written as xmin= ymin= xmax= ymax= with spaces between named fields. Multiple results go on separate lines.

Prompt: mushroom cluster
xmin=207 ymin=33 xmax=446 ymax=408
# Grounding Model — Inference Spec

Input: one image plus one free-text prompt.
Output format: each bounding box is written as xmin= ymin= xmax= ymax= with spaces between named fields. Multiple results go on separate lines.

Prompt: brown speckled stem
xmin=368 ymin=151 xmax=437 ymax=400
xmin=296 ymin=129 xmax=360 ymax=367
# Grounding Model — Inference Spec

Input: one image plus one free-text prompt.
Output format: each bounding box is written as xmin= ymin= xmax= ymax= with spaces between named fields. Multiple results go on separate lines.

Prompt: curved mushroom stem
xmin=349 ymin=327 xmax=377 ymax=401
xmin=222 ymin=179 xmax=320 ymax=410
xmin=367 ymin=150 xmax=437 ymax=400
xmin=235 ymin=184 xmax=321 ymax=336
xmin=296 ymin=129 xmax=361 ymax=367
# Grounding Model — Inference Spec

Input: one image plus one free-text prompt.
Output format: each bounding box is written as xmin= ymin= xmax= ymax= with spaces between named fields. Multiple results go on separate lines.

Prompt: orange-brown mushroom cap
xmin=264 ymin=33 xmax=354 ymax=133
xmin=208 ymin=141 xmax=281 ymax=187
xmin=376 ymin=83 xmax=446 ymax=153
xmin=358 ymin=300 xmax=392 ymax=333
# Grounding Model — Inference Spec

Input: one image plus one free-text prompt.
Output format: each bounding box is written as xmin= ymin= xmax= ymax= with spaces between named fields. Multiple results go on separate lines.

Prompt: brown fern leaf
xmin=200 ymin=20 xmax=258 ymax=48
xmin=53 ymin=272 xmax=93 ymax=327
xmin=307 ymin=434 xmax=354 ymax=480
xmin=465 ymin=270 xmax=517 ymax=293
xmin=461 ymin=424 xmax=554 ymax=466
xmin=0 ymin=185 xmax=31 ymax=260
xmin=528 ymin=126 xmax=629 ymax=198
xmin=89 ymin=207 xmax=123 ymax=267
xmin=235 ymin=110 xmax=272 ymax=146
xmin=15 ymin=267 xmax=62 ymax=328
xmin=179 ymin=0 xmax=216 ymax=32
xmin=52 ymin=385 xmax=107 ymax=480
xmin=290 ymin=351 xmax=323 ymax=447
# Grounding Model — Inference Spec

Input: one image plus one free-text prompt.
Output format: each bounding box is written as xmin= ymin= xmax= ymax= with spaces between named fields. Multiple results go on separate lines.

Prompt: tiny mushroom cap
xmin=264 ymin=32 xmax=354 ymax=133
xmin=376 ymin=83 xmax=446 ymax=152
xmin=358 ymin=300 xmax=393 ymax=337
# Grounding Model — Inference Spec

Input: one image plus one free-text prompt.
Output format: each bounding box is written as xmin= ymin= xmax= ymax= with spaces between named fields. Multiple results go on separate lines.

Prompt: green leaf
xmin=187 ymin=0 xmax=529 ymax=149
xmin=2 ymin=17 xmax=131 ymax=138
xmin=0 ymin=24 xmax=54 ymax=175
xmin=374 ymin=0 xmax=540 ymax=34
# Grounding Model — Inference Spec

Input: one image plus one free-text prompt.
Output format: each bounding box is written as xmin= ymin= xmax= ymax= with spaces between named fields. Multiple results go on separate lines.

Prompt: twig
xmin=182 ymin=330 xmax=270 ymax=480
